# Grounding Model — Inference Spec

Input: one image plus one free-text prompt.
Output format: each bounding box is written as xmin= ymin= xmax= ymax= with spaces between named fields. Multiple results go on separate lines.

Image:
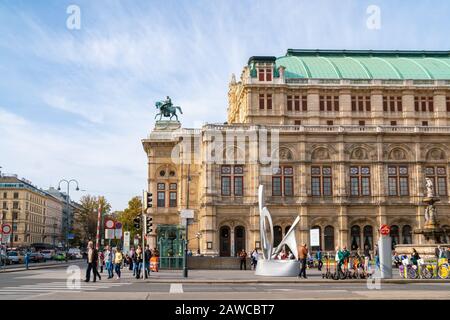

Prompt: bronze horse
xmin=155 ymin=101 xmax=183 ymax=121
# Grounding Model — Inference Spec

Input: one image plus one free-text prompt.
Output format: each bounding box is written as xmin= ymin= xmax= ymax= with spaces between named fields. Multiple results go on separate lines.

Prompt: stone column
xmin=230 ymin=227 xmax=235 ymax=257
xmin=371 ymin=90 xmax=384 ymax=126
xmin=434 ymin=92 xmax=447 ymax=126
xmin=339 ymin=90 xmax=352 ymax=125
xmin=299 ymin=206 xmax=309 ymax=245
xmin=338 ymin=206 xmax=348 ymax=248
xmin=307 ymin=89 xmax=320 ymax=125
xmin=402 ymin=91 xmax=415 ymax=126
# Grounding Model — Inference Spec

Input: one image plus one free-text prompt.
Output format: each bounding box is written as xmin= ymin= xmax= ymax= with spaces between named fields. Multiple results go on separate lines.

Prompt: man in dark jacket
xmin=144 ymin=246 xmax=152 ymax=278
xmin=239 ymin=249 xmax=247 ymax=270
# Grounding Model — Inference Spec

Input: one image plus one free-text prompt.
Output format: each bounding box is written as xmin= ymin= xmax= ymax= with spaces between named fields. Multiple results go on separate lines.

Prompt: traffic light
xmin=146 ymin=216 xmax=153 ymax=234
xmin=133 ymin=216 xmax=141 ymax=229
xmin=145 ymin=191 xmax=153 ymax=209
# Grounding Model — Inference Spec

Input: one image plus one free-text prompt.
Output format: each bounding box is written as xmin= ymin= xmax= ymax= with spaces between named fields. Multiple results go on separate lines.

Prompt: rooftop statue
xmin=155 ymin=96 xmax=183 ymax=121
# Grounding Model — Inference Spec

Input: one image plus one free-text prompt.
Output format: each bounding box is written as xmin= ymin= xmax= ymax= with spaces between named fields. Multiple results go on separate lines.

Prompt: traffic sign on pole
xmin=380 ymin=224 xmax=391 ymax=236
xmin=105 ymin=219 xmax=115 ymax=229
xmin=1 ymin=224 xmax=11 ymax=235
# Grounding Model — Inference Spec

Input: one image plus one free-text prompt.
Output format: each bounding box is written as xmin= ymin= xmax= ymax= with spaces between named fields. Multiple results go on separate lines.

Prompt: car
xmin=29 ymin=252 xmax=45 ymax=263
xmin=41 ymin=250 xmax=55 ymax=260
xmin=53 ymin=252 xmax=66 ymax=261
xmin=68 ymin=248 xmax=83 ymax=259
xmin=0 ymin=254 xmax=12 ymax=266
xmin=7 ymin=251 xmax=25 ymax=264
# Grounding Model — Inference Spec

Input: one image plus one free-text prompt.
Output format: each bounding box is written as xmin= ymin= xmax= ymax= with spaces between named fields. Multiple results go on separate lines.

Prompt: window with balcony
xmin=272 ymin=166 xmax=293 ymax=196
xmin=311 ymin=166 xmax=332 ymax=196
xmin=350 ymin=166 xmax=371 ymax=196
xmin=388 ymin=166 xmax=409 ymax=196
xmin=425 ymin=166 xmax=447 ymax=196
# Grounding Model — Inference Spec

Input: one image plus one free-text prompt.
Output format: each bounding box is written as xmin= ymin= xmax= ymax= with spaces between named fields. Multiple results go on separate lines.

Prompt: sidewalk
xmin=140 ymin=268 xmax=450 ymax=284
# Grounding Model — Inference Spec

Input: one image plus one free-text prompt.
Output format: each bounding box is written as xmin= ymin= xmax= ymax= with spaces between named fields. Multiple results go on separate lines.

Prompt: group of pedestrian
xmin=85 ymin=241 xmax=159 ymax=282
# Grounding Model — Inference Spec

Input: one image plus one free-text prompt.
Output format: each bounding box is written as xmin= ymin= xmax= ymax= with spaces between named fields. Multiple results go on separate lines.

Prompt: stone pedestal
xmin=154 ymin=120 xmax=181 ymax=131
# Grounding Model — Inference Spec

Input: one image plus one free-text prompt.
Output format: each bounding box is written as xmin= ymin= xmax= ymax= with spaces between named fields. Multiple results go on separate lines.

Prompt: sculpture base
xmin=255 ymin=260 xmax=300 ymax=277
xmin=413 ymin=225 xmax=449 ymax=244
xmin=154 ymin=120 xmax=181 ymax=131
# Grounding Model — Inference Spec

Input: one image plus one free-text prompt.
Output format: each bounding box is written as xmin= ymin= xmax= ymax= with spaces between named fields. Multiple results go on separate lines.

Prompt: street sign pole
xmin=378 ymin=224 xmax=392 ymax=279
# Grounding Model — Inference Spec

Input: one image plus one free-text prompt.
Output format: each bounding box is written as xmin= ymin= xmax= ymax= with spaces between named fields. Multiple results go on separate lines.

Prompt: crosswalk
xmin=0 ymin=281 xmax=131 ymax=298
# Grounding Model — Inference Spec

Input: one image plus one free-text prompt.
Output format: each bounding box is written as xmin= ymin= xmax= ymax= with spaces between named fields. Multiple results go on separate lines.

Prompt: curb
xmin=0 ymin=261 xmax=82 ymax=273
xmin=138 ymin=279 xmax=450 ymax=284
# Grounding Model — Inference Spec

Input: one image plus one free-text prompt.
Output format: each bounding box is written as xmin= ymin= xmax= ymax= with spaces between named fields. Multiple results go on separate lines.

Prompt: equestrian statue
xmin=155 ymin=96 xmax=183 ymax=121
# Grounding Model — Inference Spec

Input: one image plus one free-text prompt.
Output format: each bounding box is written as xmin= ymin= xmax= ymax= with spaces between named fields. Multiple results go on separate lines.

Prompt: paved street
xmin=0 ymin=262 xmax=449 ymax=300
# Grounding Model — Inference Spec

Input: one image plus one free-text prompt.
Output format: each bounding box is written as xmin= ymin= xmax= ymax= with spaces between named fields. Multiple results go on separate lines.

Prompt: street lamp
xmin=57 ymin=179 xmax=80 ymax=261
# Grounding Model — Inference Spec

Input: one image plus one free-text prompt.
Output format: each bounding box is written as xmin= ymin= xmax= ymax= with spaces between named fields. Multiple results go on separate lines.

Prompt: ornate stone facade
xmin=143 ymin=50 xmax=450 ymax=256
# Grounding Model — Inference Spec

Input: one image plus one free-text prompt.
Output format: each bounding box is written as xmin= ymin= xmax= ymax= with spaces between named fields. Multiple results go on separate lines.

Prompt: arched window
xmin=273 ymin=226 xmax=283 ymax=247
xmin=324 ymin=225 xmax=334 ymax=251
xmin=350 ymin=225 xmax=361 ymax=251
xmin=363 ymin=225 xmax=373 ymax=250
xmin=390 ymin=225 xmax=400 ymax=250
xmin=402 ymin=225 xmax=412 ymax=244
xmin=234 ymin=226 xmax=246 ymax=255
xmin=219 ymin=226 xmax=231 ymax=257
xmin=311 ymin=225 xmax=322 ymax=250
xmin=285 ymin=225 xmax=291 ymax=236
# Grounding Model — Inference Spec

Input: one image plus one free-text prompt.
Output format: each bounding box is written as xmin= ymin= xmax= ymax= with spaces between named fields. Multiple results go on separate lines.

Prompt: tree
xmin=117 ymin=196 xmax=142 ymax=241
xmin=73 ymin=195 xmax=112 ymax=247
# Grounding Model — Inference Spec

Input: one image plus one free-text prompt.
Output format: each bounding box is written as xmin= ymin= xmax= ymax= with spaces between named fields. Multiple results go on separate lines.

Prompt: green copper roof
xmin=275 ymin=49 xmax=450 ymax=80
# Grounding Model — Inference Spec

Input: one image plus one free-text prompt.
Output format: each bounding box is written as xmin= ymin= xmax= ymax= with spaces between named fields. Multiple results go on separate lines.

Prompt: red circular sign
xmin=2 ymin=224 xmax=11 ymax=235
xmin=105 ymin=219 xmax=115 ymax=229
xmin=380 ymin=224 xmax=390 ymax=236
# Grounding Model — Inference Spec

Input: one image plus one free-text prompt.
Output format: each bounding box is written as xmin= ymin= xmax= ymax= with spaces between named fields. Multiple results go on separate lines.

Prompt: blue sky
xmin=0 ymin=0 xmax=449 ymax=210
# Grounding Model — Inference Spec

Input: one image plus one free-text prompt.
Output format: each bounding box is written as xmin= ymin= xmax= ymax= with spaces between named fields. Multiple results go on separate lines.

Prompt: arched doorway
xmin=402 ymin=225 xmax=412 ymax=244
xmin=350 ymin=225 xmax=361 ymax=251
xmin=363 ymin=225 xmax=373 ymax=250
xmin=273 ymin=226 xmax=282 ymax=247
xmin=219 ymin=226 xmax=231 ymax=257
xmin=324 ymin=225 xmax=334 ymax=251
xmin=234 ymin=226 xmax=246 ymax=255
xmin=390 ymin=225 xmax=400 ymax=250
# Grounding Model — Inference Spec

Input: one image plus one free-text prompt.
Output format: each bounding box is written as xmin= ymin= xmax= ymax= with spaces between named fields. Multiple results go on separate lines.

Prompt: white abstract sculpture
xmin=255 ymin=184 xmax=301 ymax=276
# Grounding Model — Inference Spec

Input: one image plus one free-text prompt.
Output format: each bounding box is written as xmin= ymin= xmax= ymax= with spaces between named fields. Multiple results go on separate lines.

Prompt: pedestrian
xmin=24 ymin=250 xmax=30 ymax=270
xmin=410 ymin=248 xmax=420 ymax=266
xmin=335 ymin=246 xmax=343 ymax=279
xmin=374 ymin=244 xmax=380 ymax=270
xmin=99 ymin=250 xmax=105 ymax=273
xmin=316 ymin=247 xmax=323 ymax=271
xmin=363 ymin=244 xmax=371 ymax=272
xmin=104 ymin=245 xmax=114 ymax=279
xmin=85 ymin=241 xmax=96 ymax=282
xmin=297 ymin=243 xmax=308 ymax=279
xmin=239 ymin=249 xmax=247 ymax=270
xmin=134 ymin=245 xmax=143 ymax=279
xmin=129 ymin=247 xmax=135 ymax=271
xmin=144 ymin=245 xmax=152 ymax=278
xmin=251 ymin=249 xmax=259 ymax=270
xmin=446 ymin=247 xmax=450 ymax=264
xmin=114 ymin=247 xmax=123 ymax=280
